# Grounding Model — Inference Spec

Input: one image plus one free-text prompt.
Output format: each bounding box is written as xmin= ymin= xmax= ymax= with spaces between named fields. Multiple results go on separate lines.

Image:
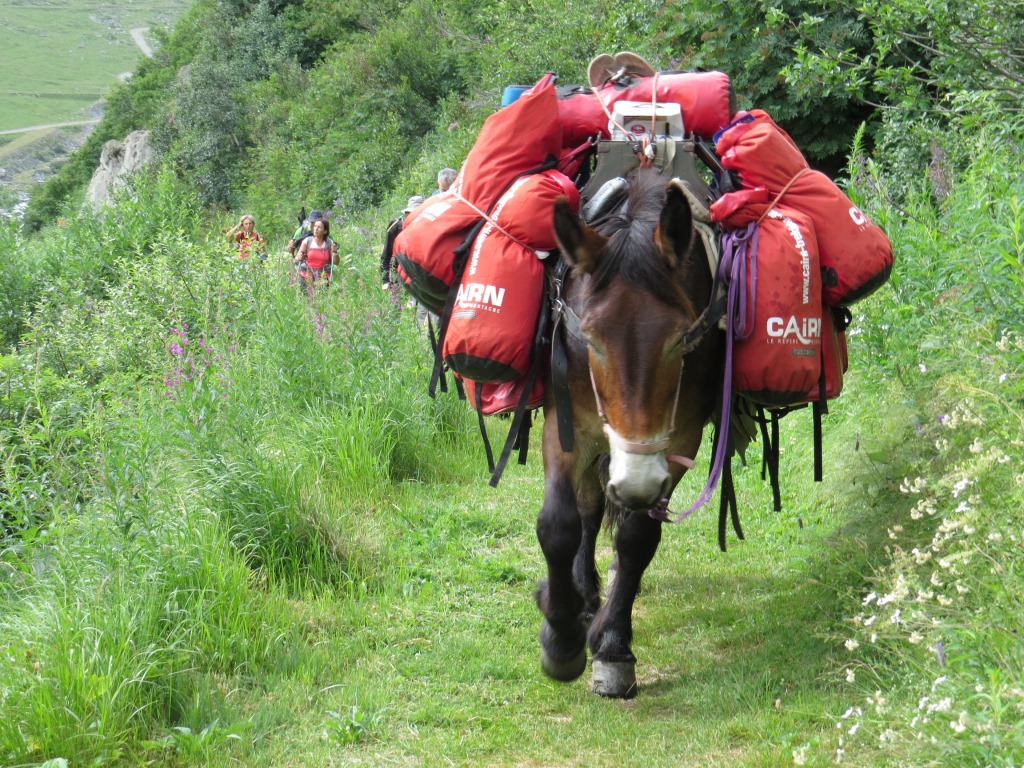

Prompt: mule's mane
xmin=589 ymin=169 xmax=697 ymax=306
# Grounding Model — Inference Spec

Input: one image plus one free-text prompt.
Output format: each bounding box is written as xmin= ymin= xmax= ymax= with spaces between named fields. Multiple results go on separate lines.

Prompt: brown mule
xmin=535 ymin=169 xmax=723 ymax=697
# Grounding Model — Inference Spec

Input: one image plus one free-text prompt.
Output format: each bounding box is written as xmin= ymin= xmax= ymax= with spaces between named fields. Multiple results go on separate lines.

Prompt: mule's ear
xmin=553 ymin=196 xmax=606 ymax=274
xmin=656 ymin=182 xmax=694 ymax=270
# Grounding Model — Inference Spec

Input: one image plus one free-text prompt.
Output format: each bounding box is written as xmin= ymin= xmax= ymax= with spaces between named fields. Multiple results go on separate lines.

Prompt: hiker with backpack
xmin=287 ymin=209 xmax=324 ymax=257
xmin=380 ymin=195 xmax=424 ymax=292
xmin=293 ymin=217 xmax=338 ymax=293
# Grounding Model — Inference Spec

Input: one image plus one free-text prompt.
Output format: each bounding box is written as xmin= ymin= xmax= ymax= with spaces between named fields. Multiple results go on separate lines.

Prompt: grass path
xmin=209 ymin=391 xmax=903 ymax=767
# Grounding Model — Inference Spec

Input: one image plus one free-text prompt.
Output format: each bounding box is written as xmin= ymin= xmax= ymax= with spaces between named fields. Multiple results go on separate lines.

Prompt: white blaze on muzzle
xmin=604 ymin=423 xmax=673 ymax=509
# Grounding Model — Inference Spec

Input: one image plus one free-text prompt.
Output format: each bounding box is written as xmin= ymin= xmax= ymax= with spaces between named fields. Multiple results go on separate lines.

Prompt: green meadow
xmin=3 ymin=1 xmax=1023 ymax=765
xmin=0 ymin=0 xmax=189 ymax=132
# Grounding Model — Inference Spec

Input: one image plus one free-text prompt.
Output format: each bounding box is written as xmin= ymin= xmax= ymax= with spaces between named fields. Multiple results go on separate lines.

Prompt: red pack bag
xmin=718 ymin=196 xmax=824 ymax=407
xmin=785 ymin=170 xmax=893 ymax=306
xmin=443 ymin=170 xmax=579 ymax=382
xmin=556 ymin=71 xmax=734 ymax=147
xmin=393 ymin=74 xmax=565 ymax=314
xmin=453 ymin=73 xmax=563 ymax=205
xmin=714 ymin=110 xmax=893 ymax=306
xmin=393 ymin=192 xmax=479 ymax=314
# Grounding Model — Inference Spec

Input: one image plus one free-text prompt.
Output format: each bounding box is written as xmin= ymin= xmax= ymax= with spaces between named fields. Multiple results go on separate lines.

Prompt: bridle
xmin=551 ymin=274 xmax=723 ymax=457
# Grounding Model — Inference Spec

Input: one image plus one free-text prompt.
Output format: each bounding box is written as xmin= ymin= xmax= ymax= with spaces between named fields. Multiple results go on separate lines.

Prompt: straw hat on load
xmin=587 ymin=51 xmax=657 ymax=87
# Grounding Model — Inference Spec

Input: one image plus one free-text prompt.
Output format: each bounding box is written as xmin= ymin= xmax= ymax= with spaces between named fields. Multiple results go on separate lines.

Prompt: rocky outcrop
xmin=85 ymin=130 xmax=154 ymax=209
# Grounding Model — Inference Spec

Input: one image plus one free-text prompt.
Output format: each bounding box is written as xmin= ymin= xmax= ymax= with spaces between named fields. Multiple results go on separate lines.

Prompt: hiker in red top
xmin=294 ymin=217 xmax=338 ymax=291
xmin=225 ymin=214 xmax=267 ymax=261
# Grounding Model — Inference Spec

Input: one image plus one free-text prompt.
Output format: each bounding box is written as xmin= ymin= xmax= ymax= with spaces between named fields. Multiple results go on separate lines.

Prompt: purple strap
xmin=652 ymin=222 xmax=758 ymax=522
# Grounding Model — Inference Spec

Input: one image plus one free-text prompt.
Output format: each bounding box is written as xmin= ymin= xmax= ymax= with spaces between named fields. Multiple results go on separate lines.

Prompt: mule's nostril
xmin=607 ymin=476 xmax=669 ymax=511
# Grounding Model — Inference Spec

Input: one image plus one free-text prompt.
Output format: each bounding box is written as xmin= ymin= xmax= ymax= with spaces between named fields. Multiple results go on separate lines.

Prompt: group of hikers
xmin=223 ymin=167 xmax=458 ymax=302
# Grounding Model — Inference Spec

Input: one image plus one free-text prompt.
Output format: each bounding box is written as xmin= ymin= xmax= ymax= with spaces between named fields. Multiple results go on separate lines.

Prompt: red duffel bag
xmin=716 ymin=193 xmax=824 ymax=407
xmin=393 ymin=192 xmax=479 ymax=314
xmin=443 ymin=169 xmax=579 ymax=383
xmin=714 ymin=109 xmax=893 ymax=306
xmin=556 ymin=70 xmax=735 ymax=148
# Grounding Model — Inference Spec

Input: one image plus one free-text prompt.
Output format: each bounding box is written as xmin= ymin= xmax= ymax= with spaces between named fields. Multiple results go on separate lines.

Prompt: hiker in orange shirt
xmin=226 ymin=214 xmax=267 ymax=261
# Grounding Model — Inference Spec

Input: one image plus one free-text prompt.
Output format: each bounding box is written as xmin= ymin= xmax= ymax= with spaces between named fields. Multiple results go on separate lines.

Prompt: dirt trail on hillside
xmin=0 ymin=120 xmax=100 ymax=137
xmin=131 ymin=27 xmax=153 ymax=58
xmin=4 ymin=26 xmax=155 ymax=136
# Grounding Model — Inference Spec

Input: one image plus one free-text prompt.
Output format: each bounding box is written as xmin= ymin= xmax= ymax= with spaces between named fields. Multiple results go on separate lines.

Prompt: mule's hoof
xmin=592 ymin=659 xmax=637 ymax=698
xmin=539 ymin=622 xmax=587 ymax=681
xmin=541 ymin=645 xmax=587 ymax=681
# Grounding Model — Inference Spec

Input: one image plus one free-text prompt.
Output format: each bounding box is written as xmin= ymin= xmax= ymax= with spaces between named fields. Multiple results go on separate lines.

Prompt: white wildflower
xmin=952 ymin=477 xmax=970 ymax=498
xmin=970 ymin=438 xmax=983 ymax=454
xmin=864 ymin=615 xmax=877 ymax=626
xmin=863 ymin=592 xmax=877 ymax=605
xmin=872 ymin=691 xmax=888 ymax=713
xmin=999 ymin=373 xmax=1007 ymax=383
xmin=793 ymin=745 xmax=808 ymax=765
xmin=950 ymin=712 xmax=968 ymax=733
xmin=846 ymin=668 xmax=856 ymax=683
xmin=930 ymin=697 xmax=952 ymax=713
xmin=891 ymin=608 xmax=902 ymax=625
xmin=848 ymin=722 xmax=860 ymax=736
xmin=908 ymin=632 xmax=924 ymax=643
xmin=919 ymin=363 xmax=927 ymax=373
xmin=845 ymin=639 xmax=860 ymax=651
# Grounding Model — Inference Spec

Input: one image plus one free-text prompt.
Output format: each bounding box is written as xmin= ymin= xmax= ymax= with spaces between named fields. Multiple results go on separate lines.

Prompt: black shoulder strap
xmin=488 ymin=285 xmax=553 ymax=487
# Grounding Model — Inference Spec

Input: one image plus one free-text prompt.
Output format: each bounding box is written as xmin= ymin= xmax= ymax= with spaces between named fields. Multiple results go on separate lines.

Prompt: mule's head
xmin=553 ymin=174 xmax=708 ymax=510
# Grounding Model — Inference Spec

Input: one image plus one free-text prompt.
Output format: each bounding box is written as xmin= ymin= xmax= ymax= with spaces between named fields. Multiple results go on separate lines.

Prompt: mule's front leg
xmin=535 ymin=463 xmax=587 ymax=682
xmin=588 ymin=510 xmax=662 ymax=698
xmin=573 ymin=462 xmax=605 ymax=628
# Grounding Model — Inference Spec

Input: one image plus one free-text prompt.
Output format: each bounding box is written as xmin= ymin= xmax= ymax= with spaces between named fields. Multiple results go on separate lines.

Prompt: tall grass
xmin=0 ymin=165 xmax=480 ymax=766
xmin=811 ymin=126 xmax=1024 ymax=766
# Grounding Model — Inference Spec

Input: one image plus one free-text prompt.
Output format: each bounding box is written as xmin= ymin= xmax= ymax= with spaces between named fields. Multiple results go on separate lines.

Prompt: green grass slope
xmin=1 ymin=123 xmax=1022 ymax=767
xmin=0 ymin=0 xmax=189 ymax=131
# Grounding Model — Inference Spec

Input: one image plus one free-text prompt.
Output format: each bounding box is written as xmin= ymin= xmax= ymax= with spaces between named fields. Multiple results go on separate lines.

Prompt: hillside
xmin=1 ymin=1 xmax=1023 ymax=766
xmin=0 ymin=0 xmax=188 ymax=210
